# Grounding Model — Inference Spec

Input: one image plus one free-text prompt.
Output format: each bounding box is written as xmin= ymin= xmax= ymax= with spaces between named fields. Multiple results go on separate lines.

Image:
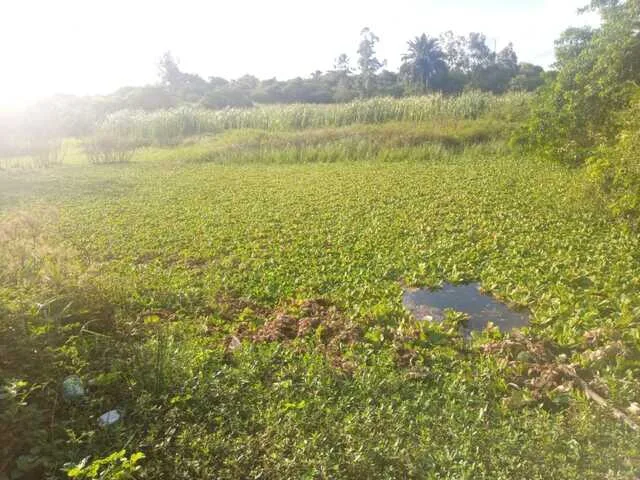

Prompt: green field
xmin=2 ymin=113 xmax=640 ymax=478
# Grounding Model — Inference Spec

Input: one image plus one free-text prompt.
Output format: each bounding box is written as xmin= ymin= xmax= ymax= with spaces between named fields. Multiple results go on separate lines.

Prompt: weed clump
xmin=83 ymin=135 xmax=143 ymax=164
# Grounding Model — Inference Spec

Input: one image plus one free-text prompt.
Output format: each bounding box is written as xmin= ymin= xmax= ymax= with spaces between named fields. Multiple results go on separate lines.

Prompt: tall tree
xmin=400 ymin=34 xmax=447 ymax=92
xmin=334 ymin=53 xmax=353 ymax=74
xmin=440 ymin=31 xmax=470 ymax=73
xmin=509 ymin=63 xmax=545 ymax=92
xmin=157 ymin=51 xmax=183 ymax=90
xmin=496 ymin=43 xmax=518 ymax=73
xmin=554 ymin=27 xmax=596 ymax=66
xmin=357 ymin=28 xmax=384 ymax=96
xmin=331 ymin=54 xmax=356 ymax=102
xmin=467 ymin=33 xmax=495 ymax=72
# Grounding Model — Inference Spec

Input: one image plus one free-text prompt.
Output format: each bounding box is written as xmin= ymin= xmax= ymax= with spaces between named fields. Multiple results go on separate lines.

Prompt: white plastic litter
xmin=228 ymin=336 xmax=242 ymax=351
xmin=98 ymin=409 xmax=121 ymax=426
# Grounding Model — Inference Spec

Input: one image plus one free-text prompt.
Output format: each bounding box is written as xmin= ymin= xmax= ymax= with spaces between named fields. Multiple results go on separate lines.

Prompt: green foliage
xmin=97 ymin=92 xmax=530 ymax=145
xmin=125 ymin=120 xmax=511 ymax=166
xmin=509 ymin=63 xmax=545 ymax=92
xmin=587 ymin=90 xmax=640 ymax=228
xmin=357 ymin=28 xmax=385 ymax=96
xmin=3 ymin=141 xmax=640 ymax=477
xmin=517 ymin=0 xmax=640 ymax=227
xmin=66 ymin=450 xmax=145 ymax=479
xmin=200 ymin=88 xmax=253 ymax=109
xmin=116 ymin=86 xmax=178 ymax=111
xmin=0 ymin=26 xmax=545 ymax=166
xmin=1 ymin=108 xmax=639 ymax=478
xmin=438 ymin=33 xmax=538 ymax=95
xmin=518 ymin=1 xmax=640 ymax=163
xmin=400 ymin=34 xmax=447 ymax=92
xmin=146 ymin=29 xmax=540 ymax=106
xmin=0 ymin=380 xmax=53 ymax=478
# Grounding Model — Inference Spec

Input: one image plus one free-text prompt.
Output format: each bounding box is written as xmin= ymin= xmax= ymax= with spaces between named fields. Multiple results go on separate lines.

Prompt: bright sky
xmin=0 ymin=0 xmax=599 ymax=107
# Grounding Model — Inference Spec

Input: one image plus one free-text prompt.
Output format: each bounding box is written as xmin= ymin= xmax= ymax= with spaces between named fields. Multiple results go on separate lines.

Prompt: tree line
xmin=151 ymin=29 xmax=544 ymax=110
xmin=0 ymin=28 xmax=545 ymax=150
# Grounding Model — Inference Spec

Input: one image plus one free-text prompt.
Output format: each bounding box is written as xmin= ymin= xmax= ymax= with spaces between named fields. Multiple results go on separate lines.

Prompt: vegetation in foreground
xmin=1 ymin=126 xmax=639 ymax=477
xmin=2 ymin=2 xmax=640 ymax=478
xmin=519 ymin=0 xmax=640 ymax=227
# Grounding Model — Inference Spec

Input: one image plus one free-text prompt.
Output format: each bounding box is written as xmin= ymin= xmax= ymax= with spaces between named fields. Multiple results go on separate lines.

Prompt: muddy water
xmin=402 ymin=283 xmax=529 ymax=334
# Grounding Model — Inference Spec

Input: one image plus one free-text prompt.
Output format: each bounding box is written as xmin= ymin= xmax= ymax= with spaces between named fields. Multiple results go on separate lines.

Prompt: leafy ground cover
xmin=1 ymin=125 xmax=639 ymax=478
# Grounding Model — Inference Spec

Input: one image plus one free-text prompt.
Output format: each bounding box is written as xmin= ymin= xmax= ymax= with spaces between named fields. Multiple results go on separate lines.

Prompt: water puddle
xmin=402 ymin=283 xmax=529 ymax=334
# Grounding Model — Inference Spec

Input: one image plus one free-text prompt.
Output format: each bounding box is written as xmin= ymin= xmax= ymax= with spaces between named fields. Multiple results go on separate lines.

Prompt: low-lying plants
xmin=1 ymin=121 xmax=639 ymax=478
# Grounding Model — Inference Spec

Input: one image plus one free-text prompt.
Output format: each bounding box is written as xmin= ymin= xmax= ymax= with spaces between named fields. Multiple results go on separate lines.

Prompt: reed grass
xmin=100 ymin=92 xmax=530 ymax=144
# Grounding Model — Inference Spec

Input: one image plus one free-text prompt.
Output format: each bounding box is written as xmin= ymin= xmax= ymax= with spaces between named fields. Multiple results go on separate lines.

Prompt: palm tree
xmin=401 ymin=34 xmax=448 ymax=92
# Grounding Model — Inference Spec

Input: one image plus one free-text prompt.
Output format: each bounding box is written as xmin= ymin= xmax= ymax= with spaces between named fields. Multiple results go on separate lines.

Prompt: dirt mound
xmin=251 ymin=299 xmax=361 ymax=346
xmin=221 ymin=299 xmax=361 ymax=373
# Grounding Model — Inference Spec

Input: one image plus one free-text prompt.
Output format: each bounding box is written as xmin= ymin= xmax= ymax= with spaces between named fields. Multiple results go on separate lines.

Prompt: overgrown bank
xmin=1 ymin=151 xmax=639 ymax=478
xmin=517 ymin=0 xmax=640 ymax=229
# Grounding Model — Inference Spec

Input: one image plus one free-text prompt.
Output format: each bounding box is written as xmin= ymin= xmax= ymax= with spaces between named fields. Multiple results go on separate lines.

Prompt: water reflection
xmin=402 ymin=283 xmax=529 ymax=334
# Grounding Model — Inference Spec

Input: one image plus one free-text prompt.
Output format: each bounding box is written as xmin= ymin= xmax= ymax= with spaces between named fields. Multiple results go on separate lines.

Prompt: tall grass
xmin=100 ymin=92 xmax=530 ymax=144
xmin=0 ymin=140 xmax=65 ymax=169
xmin=0 ymin=92 xmax=529 ymax=168
xmin=130 ymin=120 xmax=510 ymax=165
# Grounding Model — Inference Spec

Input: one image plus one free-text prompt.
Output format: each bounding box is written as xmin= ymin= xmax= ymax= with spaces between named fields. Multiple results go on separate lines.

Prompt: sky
xmin=0 ymin=0 xmax=599 ymax=107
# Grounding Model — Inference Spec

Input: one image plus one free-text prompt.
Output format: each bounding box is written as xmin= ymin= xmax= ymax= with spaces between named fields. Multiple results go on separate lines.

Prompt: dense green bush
xmin=515 ymin=1 xmax=640 ymax=164
xmin=200 ymin=88 xmax=254 ymax=109
xmin=588 ymin=91 xmax=640 ymax=228
xmin=514 ymin=1 xmax=640 ymax=227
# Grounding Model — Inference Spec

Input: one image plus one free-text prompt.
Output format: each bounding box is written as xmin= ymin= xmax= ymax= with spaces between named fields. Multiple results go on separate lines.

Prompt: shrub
xmin=83 ymin=135 xmax=142 ymax=164
xmin=65 ymin=450 xmax=145 ymax=479
xmin=587 ymin=92 xmax=640 ymax=229
xmin=0 ymin=135 xmax=64 ymax=168
xmin=201 ymin=89 xmax=254 ymax=109
xmin=31 ymin=138 xmax=65 ymax=167
xmin=514 ymin=1 xmax=640 ymax=164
